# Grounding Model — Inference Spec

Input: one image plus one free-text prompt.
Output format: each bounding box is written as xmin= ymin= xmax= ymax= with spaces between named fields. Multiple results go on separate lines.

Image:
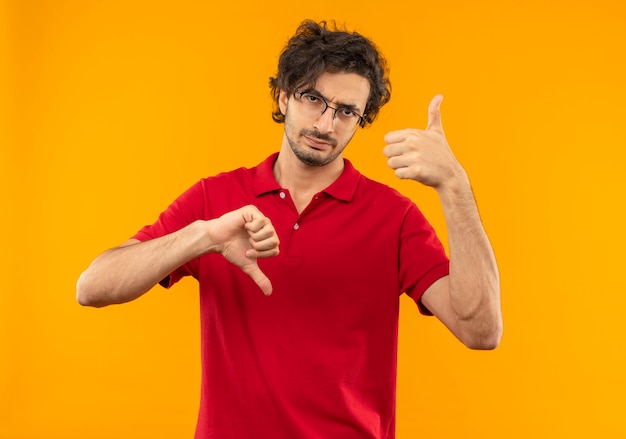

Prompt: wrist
xmin=436 ymin=166 xmax=471 ymax=199
xmin=187 ymin=219 xmax=220 ymax=256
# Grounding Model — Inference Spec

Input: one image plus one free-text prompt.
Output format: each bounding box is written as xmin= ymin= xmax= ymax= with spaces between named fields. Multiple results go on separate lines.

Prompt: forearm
xmin=76 ymin=220 xmax=212 ymax=307
xmin=437 ymin=172 xmax=502 ymax=347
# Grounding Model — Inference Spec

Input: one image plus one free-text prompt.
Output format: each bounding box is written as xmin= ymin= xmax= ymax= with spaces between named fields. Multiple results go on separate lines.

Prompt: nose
xmin=313 ymin=107 xmax=335 ymax=133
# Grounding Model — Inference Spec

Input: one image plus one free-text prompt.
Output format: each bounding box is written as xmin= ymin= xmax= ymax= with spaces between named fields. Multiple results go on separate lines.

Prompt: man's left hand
xmin=383 ymin=94 xmax=464 ymax=189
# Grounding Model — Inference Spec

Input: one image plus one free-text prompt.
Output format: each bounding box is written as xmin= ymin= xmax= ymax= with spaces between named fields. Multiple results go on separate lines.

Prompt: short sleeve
xmin=398 ymin=204 xmax=450 ymax=315
xmin=132 ymin=180 xmax=206 ymax=287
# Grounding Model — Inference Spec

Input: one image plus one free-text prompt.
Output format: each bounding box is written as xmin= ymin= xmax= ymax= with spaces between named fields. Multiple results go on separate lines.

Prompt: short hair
xmin=269 ymin=20 xmax=391 ymax=128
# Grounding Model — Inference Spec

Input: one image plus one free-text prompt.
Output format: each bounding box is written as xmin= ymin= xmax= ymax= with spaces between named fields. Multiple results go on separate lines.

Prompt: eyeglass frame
xmin=293 ymin=90 xmax=366 ymax=130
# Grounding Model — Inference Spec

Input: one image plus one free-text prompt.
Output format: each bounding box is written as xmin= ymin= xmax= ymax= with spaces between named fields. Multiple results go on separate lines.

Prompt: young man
xmin=77 ymin=19 xmax=502 ymax=439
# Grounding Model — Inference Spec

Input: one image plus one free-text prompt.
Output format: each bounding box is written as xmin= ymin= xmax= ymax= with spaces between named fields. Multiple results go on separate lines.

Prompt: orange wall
xmin=2 ymin=1 xmax=625 ymax=438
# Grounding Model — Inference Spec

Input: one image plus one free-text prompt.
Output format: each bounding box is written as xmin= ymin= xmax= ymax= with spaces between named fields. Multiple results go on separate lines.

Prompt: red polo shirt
xmin=134 ymin=153 xmax=449 ymax=439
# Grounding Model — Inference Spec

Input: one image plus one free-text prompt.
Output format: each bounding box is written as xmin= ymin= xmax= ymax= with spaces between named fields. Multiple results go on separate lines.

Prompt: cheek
xmin=283 ymin=109 xmax=299 ymax=137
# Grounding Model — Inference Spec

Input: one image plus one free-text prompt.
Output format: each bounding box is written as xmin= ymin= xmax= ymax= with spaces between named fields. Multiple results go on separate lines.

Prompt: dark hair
xmin=269 ymin=20 xmax=391 ymax=128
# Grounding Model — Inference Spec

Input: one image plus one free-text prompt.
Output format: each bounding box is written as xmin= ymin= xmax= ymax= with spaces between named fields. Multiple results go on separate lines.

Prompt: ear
xmin=278 ymin=90 xmax=289 ymax=115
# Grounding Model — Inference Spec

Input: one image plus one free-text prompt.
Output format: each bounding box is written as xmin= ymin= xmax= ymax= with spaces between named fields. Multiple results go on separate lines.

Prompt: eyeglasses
xmin=293 ymin=91 xmax=365 ymax=132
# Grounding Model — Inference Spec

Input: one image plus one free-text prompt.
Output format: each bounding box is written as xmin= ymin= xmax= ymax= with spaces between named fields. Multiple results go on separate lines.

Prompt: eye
xmin=338 ymin=108 xmax=355 ymax=118
xmin=304 ymin=93 xmax=320 ymax=103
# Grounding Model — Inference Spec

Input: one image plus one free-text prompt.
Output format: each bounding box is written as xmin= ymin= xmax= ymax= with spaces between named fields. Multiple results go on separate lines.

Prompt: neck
xmin=273 ymin=135 xmax=345 ymax=210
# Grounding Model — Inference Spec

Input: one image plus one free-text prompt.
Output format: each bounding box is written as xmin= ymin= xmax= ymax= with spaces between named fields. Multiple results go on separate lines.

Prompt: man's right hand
xmin=208 ymin=205 xmax=280 ymax=296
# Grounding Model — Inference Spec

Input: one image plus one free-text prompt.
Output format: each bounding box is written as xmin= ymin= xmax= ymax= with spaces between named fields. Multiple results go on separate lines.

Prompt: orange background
xmin=2 ymin=1 xmax=625 ymax=438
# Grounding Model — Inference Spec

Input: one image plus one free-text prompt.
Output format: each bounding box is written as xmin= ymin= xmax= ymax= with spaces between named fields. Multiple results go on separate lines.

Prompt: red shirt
xmin=134 ymin=153 xmax=449 ymax=439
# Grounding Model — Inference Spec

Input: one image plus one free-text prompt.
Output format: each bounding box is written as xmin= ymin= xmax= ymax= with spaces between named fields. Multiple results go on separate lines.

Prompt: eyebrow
xmin=305 ymin=89 xmax=363 ymax=114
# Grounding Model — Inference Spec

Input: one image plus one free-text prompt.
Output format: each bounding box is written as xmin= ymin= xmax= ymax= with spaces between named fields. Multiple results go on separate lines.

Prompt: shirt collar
xmin=252 ymin=153 xmax=361 ymax=202
xmin=252 ymin=153 xmax=282 ymax=196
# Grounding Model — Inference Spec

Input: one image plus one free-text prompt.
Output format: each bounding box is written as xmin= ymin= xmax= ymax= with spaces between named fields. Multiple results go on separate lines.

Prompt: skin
xmin=76 ymin=205 xmax=280 ymax=305
xmin=383 ymin=94 xmax=502 ymax=349
xmin=274 ymin=71 xmax=368 ymax=213
xmin=76 ymin=71 xmax=502 ymax=349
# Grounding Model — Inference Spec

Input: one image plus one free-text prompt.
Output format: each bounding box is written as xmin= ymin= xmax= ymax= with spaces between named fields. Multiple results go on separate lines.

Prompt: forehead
xmin=313 ymin=71 xmax=370 ymax=111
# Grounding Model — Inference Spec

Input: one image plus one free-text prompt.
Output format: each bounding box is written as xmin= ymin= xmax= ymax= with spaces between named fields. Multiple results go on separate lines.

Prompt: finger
xmin=248 ymin=235 xmax=280 ymax=253
xmin=386 ymin=153 xmax=414 ymax=171
xmin=240 ymin=262 xmax=273 ymax=296
xmin=383 ymin=143 xmax=404 ymax=158
xmin=244 ymin=215 xmax=268 ymax=234
xmin=383 ymin=137 xmax=416 ymax=158
xmin=383 ymin=129 xmax=410 ymax=145
xmin=394 ymin=165 xmax=417 ymax=180
xmin=426 ymin=94 xmax=444 ymax=133
xmin=246 ymin=221 xmax=275 ymax=240
xmin=247 ymin=249 xmax=280 ymax=263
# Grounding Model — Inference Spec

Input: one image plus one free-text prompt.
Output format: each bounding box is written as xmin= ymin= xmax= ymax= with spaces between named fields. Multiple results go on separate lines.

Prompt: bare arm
xmin=384 ymin=95 xmax=502 ymax=349
xmin=76 ymin=205 xmax=280 ymax=307
xmin=420 ymin=175 xmax=502 ymax=349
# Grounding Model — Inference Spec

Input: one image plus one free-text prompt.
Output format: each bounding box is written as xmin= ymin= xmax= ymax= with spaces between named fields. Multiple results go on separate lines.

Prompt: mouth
xmin=303 ymin=134 xmax=334 ymax=150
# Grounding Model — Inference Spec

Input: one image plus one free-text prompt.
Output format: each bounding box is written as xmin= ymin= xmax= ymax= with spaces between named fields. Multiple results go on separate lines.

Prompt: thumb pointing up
xmin=426 ymin=94 xmax=444 ymax=134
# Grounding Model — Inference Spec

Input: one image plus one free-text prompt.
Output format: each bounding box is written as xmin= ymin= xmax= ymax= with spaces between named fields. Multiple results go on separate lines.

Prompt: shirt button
xmin=293 ymin=223 xmax=300 ymax=230
xmin=279 ymin=192 xmax=286 ymax=199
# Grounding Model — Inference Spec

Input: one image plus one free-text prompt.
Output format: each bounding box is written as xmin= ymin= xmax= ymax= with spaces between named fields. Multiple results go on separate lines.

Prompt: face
xmin=279 ymin=71 xmax=370 ymax=167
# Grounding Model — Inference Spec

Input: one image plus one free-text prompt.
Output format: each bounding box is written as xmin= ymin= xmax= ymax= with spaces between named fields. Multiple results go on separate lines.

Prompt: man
xmin=77 ymin=19 xmax=502 ymax=439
